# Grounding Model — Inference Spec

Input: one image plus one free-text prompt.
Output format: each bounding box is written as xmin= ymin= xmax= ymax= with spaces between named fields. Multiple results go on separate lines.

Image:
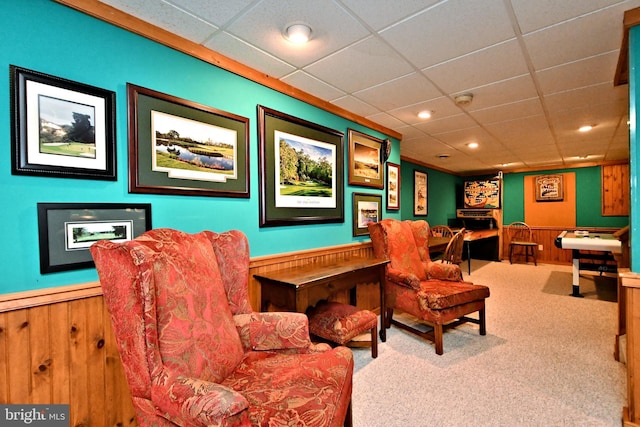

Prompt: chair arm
xmin=150 ymin=368 xmax=249 ymax=426
xmin=425 ymin=262 xmax=463 ymax=281
xmin=386 ymin=267 xmax=421 ymax=289
xmin=234 ymin=312 xmax=330 ymax=352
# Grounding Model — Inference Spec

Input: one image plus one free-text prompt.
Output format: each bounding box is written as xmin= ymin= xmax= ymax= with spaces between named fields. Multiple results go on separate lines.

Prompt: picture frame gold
xmin=414 ymin=170 xmax=427 ymax=216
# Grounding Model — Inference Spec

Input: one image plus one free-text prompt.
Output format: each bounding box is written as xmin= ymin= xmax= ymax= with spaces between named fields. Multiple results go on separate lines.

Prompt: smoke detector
xmin=454 ymin=93 xmax=474 ymax=106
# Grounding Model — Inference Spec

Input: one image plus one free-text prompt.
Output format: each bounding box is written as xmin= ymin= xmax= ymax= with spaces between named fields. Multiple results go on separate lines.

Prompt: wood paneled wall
xmin=500 ymin=226 xmax=621 ymax=265
xmin=0 ymin=242 xmax=375 ymax=426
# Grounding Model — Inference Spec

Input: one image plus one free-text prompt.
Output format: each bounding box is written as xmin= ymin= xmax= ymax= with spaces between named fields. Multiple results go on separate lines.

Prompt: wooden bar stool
xmin=308 ymin=301 xmax=378 ymax=358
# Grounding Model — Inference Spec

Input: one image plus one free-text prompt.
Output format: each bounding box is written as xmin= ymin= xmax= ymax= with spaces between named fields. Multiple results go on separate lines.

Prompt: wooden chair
xmin=442 ymin=228 xmax=465 ymax=266
xmin=507 ymin=221 xmax=537 ymax=265
xmin=431 ymin=225 xmax=454 ymax=237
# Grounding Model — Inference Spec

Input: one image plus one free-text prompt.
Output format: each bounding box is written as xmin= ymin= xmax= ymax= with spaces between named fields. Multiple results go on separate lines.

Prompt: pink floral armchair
xmin=90 ymin=228 xmax=353 ymax=426
xmin=368 ymin=219 xmax=490 ymax=355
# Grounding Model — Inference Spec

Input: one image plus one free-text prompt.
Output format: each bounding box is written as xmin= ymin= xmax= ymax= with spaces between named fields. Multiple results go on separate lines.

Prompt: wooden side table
xmin=254 ymin=257 xmax=390 ymax=341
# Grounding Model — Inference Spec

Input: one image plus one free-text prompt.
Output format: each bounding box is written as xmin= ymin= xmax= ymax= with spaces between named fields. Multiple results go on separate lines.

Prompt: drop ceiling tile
xmin=364 ymin=112 xmax=405 ymax=130
xmin=414 ymin=114 xmax=478 ymax=135
xmin=204 ymin=32 xmax=295 ymax=78
xmin=536 ymin=52 xmax=619 ymax=96
xmin=387 ymin=97 xmax=461 ymax=126
xmin=331 ymin=95 xmax=380 ymax=118
xmin=304 ymin=37 xmax=414 ymax=93
xmin=380 ymin=0 xmax=515 ymax=69
xmin=470 ymin=98 xmax=544 ymax=126
xmin=167 ymin=0 xmax=254 ymax=26
xmin=523 ymin=4 xmax=629 ymax=71
xmin=339 ymin=0 xmax=441 ymax=30
xmin=510 ymin=0 xmax=624 ymax=34
xmin=353 ymin=72 xmax=441 ymax=111
xmin=423 ymin=39 xmax=528 ymax=94
xmin=544 ymin=82 xmax=628 ymax=113
xmin=281 ymin=70 xmax=345 ymax=100
xmin=224 ymin=0 xmax=369 ymax=68
xmin=101 ymin=0 xmax=218 ymax=43
xmin=464 ymin=75 xmax=538 ymax=111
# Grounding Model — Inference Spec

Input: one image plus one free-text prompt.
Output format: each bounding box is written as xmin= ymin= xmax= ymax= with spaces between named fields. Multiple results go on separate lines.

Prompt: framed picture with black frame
xmin=352 ymin=192 xmax=382 ymax=236
xmin=10 ymin=65 xmax=116 ymax=180
xmin=37 ymin=203 xmax=151 ymax=273
xmin=257 ymin=105 xmax=344 ymax=227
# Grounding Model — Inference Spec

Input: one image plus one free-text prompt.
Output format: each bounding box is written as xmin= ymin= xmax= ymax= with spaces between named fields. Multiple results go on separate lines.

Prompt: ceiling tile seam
xmin=187 ymin=0 xmax=265 ymax=45
xmin=503 ymin=0 xmax=564 ymax=166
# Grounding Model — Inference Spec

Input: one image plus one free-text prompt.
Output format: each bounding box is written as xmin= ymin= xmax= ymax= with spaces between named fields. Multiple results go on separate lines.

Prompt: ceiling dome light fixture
xmin=467 ymin=142 xmax=479 ymax=149
xmin=578 ymin=125 xmax=593 ymax=132
xmin=418 ymin=110 xmax=432 ymax=119
xmin=454 ymin=93 xmax=474 ymax=106
xmin=285 ymin=23 xmax=312 ymax=44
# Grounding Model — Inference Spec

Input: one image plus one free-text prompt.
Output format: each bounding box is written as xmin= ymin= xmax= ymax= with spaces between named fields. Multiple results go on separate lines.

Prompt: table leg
xmin=378 ymin=265 xmax=386 ymax=342
xmin=466 ymin=241 xmax=471 ymax=275
xmin=571 ymin=251 xmax=584 ymax=297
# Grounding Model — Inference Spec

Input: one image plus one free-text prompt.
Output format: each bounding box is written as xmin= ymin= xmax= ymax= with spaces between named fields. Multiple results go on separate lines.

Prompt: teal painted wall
xmin=400 ymin=161 xmax=461 ymax=225
xmin=502 ymin=167 xmax=629 ymax=228
xmin=630 ymin=25 xmax=640 ymax=272
xmin=0 ymin=1 xmax=399 ymax=294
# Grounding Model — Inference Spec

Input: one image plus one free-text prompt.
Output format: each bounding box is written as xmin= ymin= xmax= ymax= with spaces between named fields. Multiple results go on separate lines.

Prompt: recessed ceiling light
xmin=467 ymin=142 xmax=479 ymax=149
xmin=578 ymin=125 xmax=593 ymax=132
xmin=418 ymin=110 xmax=432 ymax=119
xmin=284 ymin=23 xmax=312 ymax=44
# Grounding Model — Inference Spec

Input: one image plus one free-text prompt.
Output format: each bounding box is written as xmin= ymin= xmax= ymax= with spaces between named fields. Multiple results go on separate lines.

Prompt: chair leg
xmin=385 ymin=308 xmax=393 ymax=329
xmin=479 ymin=307 xmax=486 ymax=336
xmin=344 ymin=399 xmax=353 ymax=427
xmin=509 ymin=245 xmax=513 ymax=264
xmin=370 ymin=326 xmax=378 ymax=358
xmin=434 ymin=323 xmax=444 ymax=355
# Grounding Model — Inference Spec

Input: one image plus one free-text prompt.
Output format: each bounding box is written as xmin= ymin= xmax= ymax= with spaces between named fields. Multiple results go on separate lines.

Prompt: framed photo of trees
xmin=257 ymin=105 xmax=344 ymax=227
xmin=10 ymin=65 xmax=116 ymax=180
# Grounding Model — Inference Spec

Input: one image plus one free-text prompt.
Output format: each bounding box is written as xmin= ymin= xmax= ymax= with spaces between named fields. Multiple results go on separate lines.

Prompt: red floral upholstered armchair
xmin=90 ymin=228 xmax=353 ymax=426
xmin=368 ymin=219 xmax=490 ymax=355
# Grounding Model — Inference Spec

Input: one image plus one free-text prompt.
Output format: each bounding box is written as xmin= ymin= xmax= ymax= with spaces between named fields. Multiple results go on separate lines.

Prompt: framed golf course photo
xmin=257 ymin=105 xmax=344 ymax=227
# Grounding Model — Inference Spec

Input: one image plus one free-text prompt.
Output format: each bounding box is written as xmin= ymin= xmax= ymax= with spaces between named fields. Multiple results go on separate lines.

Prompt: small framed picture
xmin=10 ymin=66 xmax=116 ymax=180
xmin=414 ymin=170 xmax=427 ymax=216
xmin=37 ymin=203 xmax=151 ymax=273
xmin=352 ymin=192 xmax=382 ymax=236
xmin=348 ymin=129 xmax=384 ymax=189
xmin=535 ymin=174 xmax=564 ymax=202
xmin=386 ymin=162 xmax=400 ymax=210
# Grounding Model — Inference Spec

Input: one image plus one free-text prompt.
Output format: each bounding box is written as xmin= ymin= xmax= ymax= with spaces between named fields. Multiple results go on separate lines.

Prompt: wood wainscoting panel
xmin=0 ymin=241 xmax=379 ymax=425
xmin=0 ymin=296 xmax=137 ymax=427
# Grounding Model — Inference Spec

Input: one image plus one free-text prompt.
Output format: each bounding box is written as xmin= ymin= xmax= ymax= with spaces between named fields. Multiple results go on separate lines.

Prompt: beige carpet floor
xmin=350 ymin=260 xmax=627 ymax=426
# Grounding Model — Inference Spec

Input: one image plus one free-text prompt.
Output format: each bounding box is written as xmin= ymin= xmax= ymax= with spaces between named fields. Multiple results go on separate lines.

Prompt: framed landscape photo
xmin=348 ymin=129 xmax=384 ymax=189
xmin=258 ymin=105 xmax=344 ymax=227
xmin=386 ymin=162 xmax=400 ymax=210
xmin=37 ymin=203 xmax=151 ymax=273
xmin=10 ymin=65 xmax=116 ymax=180
xmin=352 ymin=192 xmax=382 ymax=236
xmin=414 ymin=170 xmax=427 ymax=216
xmin=535 ymin=174 xmax=564 ymax=201
xmin=128 ymin=84 xmax=249 ymax=198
